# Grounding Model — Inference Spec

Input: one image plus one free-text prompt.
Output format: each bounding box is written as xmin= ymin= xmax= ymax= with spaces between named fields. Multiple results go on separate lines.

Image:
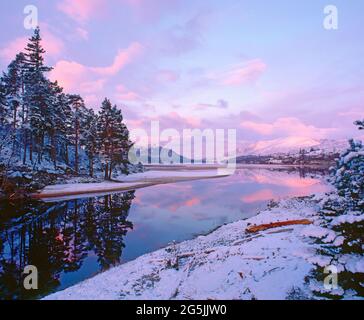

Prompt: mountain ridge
xmin=237 ymin=136 xmax=349 ymax=156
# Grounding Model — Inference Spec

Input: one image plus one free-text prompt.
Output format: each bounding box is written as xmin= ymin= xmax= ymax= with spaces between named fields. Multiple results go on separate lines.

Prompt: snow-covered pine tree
xmin=97 ymin=99 xmax=132 ymax=179
xmin=97 ymin=99 xmax=113 ymax=179
xmin=108 ymin=105 xmax=128 ymax=172
xmin=81 ymin=108 xmax=98 ymax=177
xmin=54 ymin=89 xmax=73 ymax=167
xmin=2 ymin=53 xmax=26 ymax=152
xmin=46 ymin=81 xmax=70 ymax=168
xmin=0 ymin=78 xmax=11 ymax=167
xmin=309 ymin=120 xmax=364 ymax=298
xmin=332 ymin=123 xmax=364 ymax=209
xmin=0 ymin=26 xmax=139 ymax=191
xmin=23 ymin=27 xmax=53 ymax=164
xmin=0 ymin=79 xmax=8 ymax=127
xmin=116 ymin=111 xmax=133 ymax=173
xmin=68 ymin=94 xmax=88 ymax=174
xmin=23 ymin=27 xmax=52 ymax=74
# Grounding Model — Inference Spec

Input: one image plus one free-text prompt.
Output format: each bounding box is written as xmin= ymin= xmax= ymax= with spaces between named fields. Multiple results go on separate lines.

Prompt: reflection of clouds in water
xmin=129 ymin=168 xmax=326 ymax=235
xmin=241 ymin=189 xmax=275 ymax=203
xmin=232 ymin=169 xmax=322 ymax=187
xmin=133 ymin=169 xmax=327 ymax=215
xmin=127 ymin=169 xmax=329 ymax=261
xmin=185 ymin=197 xmax=201 ymax=207
xmin=126 ymin=168 xmax=330 ymax=270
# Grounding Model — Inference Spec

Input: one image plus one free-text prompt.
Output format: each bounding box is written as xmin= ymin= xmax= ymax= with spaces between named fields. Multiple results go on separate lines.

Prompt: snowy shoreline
xmin=31 ymin=164 xmax=329 ymax=202
xmin=44 ymin=193 xmax=363 ymax=300
xmin=31 ymin=170 xmax=230 ymax=202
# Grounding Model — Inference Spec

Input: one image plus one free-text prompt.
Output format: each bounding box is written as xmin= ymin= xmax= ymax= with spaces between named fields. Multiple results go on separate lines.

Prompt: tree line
xmin=0 ymin=27 xmax=133 ymax=180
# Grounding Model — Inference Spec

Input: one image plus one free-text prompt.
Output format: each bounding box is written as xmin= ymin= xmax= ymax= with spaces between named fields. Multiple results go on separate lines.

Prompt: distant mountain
xmin=237 ymin=137 xmax=349 ymax=156
xmin=133 ymin=146 xmax=192 ymax=164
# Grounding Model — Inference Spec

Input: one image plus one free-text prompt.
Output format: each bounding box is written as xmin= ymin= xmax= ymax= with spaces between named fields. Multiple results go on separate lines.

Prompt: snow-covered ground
xmin=32 ymin=169 xmax=230 ymax=202
xmin=44 ymin=194 xmax=363 ymax=300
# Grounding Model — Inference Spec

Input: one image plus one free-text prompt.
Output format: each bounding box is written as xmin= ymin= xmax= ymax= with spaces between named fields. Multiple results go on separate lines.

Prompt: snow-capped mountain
xmin=237 ymin=137 xmax=349 ymax=156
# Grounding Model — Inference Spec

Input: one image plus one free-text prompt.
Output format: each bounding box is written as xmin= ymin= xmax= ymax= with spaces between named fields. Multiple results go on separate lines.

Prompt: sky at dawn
xmin=1 ymin=0 xmax=363 ymax=146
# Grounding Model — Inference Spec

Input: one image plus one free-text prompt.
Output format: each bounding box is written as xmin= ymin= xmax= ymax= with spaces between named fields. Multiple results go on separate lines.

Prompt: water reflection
xmin=0 ymin=167 xmax=329 ymax=299
xmin=0 ymin=192 xmax=135 ymax=299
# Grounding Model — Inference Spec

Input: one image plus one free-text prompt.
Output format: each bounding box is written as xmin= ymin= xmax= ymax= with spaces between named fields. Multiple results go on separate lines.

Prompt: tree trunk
xmin=89 ymin=156 xmax=94 ymax=177
xmin=51 ymin=131 xmax=57 ymax=169
xmin=65 ymin=144 xmax=69 ymax=166
xmin=23 ymin=131 xmax=27 ymax=165
xmin=12 ymin=103 xmax=17 ymax=151
xmin=75 ymin=119 xmax=79 ymax=174
xmin=30 ymin=135 xmax=33 ymax=162
xmin=105 ymin=163 xmax=109 ymax=180
xmin=37 ymin=136 xmax=42 ymax=164
xmin=109 ymin=162 xmax=112 ymax=179
xmin=13 ymin=104 xmax=17 ymax=130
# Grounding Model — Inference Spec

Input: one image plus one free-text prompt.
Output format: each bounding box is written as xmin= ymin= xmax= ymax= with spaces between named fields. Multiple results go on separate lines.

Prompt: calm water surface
xmin=0 ymin=167 xmax=329 ymax=299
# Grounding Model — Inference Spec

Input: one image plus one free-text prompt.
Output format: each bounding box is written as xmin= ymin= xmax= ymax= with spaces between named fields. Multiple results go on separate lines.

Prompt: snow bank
xmin=44 ymin=197 xmax=331 ymax=300
xmin=331 ymin=213 xmax=364 ymax=226
xmin=33 ymin=169 xmax=229 ymax=202
xmin=32 ymin=181 xmax=150 ymax=202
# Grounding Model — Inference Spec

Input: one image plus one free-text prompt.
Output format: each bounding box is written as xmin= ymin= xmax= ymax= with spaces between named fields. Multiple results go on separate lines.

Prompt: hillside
xmin=237 ymin=137 xmax=349 ymax=156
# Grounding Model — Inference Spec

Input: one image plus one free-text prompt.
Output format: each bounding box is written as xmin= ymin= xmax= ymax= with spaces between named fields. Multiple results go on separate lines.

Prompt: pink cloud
xmin=50 ymin=60 xmax=88 ymax=92
xmin=115 ymin=84 xmax=142 ymax=102
xmin=219 ymin=59 xmax=267 ymax=86
xmin=57 ymin=0 xmax=106 ymax=23
xmin=123 ymin=0 xmax=181 ymax=22
xmin=75 ymin=27 xmax=89 ymax=40
xmin=193 ymin=99 xmax=229 ymax=111
xmin=240 ymin=120 xmax=275 ymax=135
xmin=159 ymin=13 xmax=207 ymax=56
xmin=0 ymin=29 xmax=64 ymax=64
xmin=42 ymin=30 xmax=65 ymax=57
xmin=338 ymin=108 xmax=364 ymax=119
xmin=83 ymin=94 xmax=101 ymax=106
xmin=241 ymin=117 xmax=336 ymax=139
xmin=166 ymin=112 xmax=201 ymax=128
xmin=123 ymin=110 xmax=204 ymax=139
xmin=91 ymin=42 xmax=144 ymax=76
xmin=0 ymin=37 xmax=27 ymax=62
xmin=50 ymin=42 xmax=143 ymax=95
xmin=80 ymin=79 xmax=106 ymax=93
xmin=155 ymin=70 xmax=179 ymax=83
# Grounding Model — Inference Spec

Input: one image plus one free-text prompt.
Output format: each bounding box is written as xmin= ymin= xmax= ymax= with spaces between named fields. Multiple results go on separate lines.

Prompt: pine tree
xmin=68 ymin=95 xmax=87 ymax=174
xmin=46 ymin=81 xmax=70 ymax=168
xmin=309 ymin=120 xmax=364 ymax=298
xmin=108 ymin=105 xmax=133 ymax=175
xmin=0 ymin=26 xmax=138 ymax=186
xmin=332 ymin=124 xmax=364 ymax=209
xmin=81 ymin=108 xmax=98 ymax=177
xmin=2 ymin=53 xmax=26 ymax=153
xmin=55 ymin=90 xmax=73 ymax=167
xmin=97 ymin=99 xmax=113 ymax=179
xmin=23 ymin=27 xmax=52 ymax=164
xmin=24 ymin=27 xmax=52 ymax=75
xmin=97 ymin=99 xmax=132 ymax=179
xmin=0 ymin=79 xmax=8 ymax=127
